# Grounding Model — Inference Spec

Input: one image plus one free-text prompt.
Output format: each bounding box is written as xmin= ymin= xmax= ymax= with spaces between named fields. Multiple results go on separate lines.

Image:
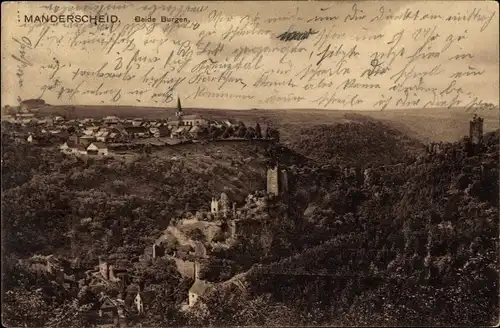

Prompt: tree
xmin=209 ymin=127 xmax=223 ymax=139
xmin=255 ymin=123 xmax=263 ymax=139
xmin=267 ymin=128 xmax=280 ymax=142
xmin=245 ymin=127 xmax=256 ymax=140
xmin=222 ymin=126 xmax=233 ymax=139
xmin=237 ymin=125 xmax=247 ymax=138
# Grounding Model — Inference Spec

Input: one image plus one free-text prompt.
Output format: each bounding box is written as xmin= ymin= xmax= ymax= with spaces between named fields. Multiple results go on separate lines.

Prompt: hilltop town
xmin=2 ymin=98 xmax=279 ymax=158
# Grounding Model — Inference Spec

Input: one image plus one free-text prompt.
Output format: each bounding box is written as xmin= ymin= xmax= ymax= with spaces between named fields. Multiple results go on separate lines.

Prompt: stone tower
xmin=210 ymin=198 xmax=219 ymax=213
xmin=220 ymin=192 xmax=230 ymax=215
xmin=98 ymin=257 xmax=109 ymax=280
xmin=469 ymin=114 xmax=484 ymax=144
xmin=267 ymin=164 xmax=288 ymax=197
xmin=267 ymin=166 xmax=279 ymax=196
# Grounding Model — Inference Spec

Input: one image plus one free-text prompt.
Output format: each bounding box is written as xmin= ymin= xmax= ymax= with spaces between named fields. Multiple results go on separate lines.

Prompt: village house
xmin=124 ymin=126 xmax=149 ymax=138
xmin=81 ymin=118 xmax=95 ymax=124
xmin=73 ymin=144 xmax=88 ymax=155
xmin=188 ymin=262 xmax=213 ymax=307
xmin=103 ymin=116 xmax=121 ymax=125
xmin=83 ymin=126 xmax=99 ymax=136
xmin=16 ymin=112 xmax=36 ymax=119
xmin=211 ymin=120 xmax=226 ymax=129
xmin=48 ymin=129 xmax=62 ymax=135
xmin=80 ymin=135 xmax=96 ymax=147
xmin=37 ymin=118 xmax=53 ymax=126
xmin=60 ymin=140 xmax=87 ymax=155
xmin=223 ymin=119 xmax=238 ymax=127
xmin=53 ymin=116 xmax=65 ymax=123
xmin=134 ymin=290 xmax=156 ymax=314
xmin=67 ymin=134 xmax=80 ymax=144
xmin=1 ymin=114 xmax=16 ymax=123
xmin=87 ymin=142 xmax=109 ymax=156
xmin=95 ymin=129 xmax=110 ymax=142
xmin=170 ymin=126 xmax=190 ymax=139
xmin=181 ymin=114 xmax=209 ymax=127
xmin=60 ymin=141 xmax=75 ymax=153
xmin=167 ymin=97 xmax=210 ymax=128
xmin=132 ymin=118 xmax=144 ymax=127
xmin=189 ymin=125 xmax=205 ymax=139
xmin=96 ymin=295 xmax=128 ymax=327
xmin=98 ymin=257 xmax=129 ymax=288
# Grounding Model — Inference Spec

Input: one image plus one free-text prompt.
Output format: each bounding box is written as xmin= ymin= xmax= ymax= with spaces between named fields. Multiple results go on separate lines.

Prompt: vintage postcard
xmin=1 ymin=1 xmax=499 ymax=327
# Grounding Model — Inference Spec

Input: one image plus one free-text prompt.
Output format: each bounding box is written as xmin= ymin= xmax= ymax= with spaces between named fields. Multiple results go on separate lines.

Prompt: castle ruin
xmin=469 ymin=114 xmax=484 ymax=144
xmin=266 ymin=164 xmax=288 ymax=197
xmin=211 ymin=192 xmax=236 ymax=217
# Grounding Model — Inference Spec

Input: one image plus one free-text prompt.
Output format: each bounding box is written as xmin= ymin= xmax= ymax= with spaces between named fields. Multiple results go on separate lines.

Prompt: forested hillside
xmin=284 ymin=115 xmax=425 ymax=166
xmin=1 ymin=122 xmax=498 ymax=327
xmin=192 ymin=131 xmax=499 ymax=326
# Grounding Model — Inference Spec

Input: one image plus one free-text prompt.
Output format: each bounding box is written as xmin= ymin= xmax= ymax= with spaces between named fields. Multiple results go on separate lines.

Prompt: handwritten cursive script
xmin=1 ymin=1 xmax=498 ymax=111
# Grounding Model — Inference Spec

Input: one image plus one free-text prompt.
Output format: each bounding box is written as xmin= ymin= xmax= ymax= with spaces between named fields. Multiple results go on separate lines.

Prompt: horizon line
xmin=2 ymin=103 xmax=491 ymax=113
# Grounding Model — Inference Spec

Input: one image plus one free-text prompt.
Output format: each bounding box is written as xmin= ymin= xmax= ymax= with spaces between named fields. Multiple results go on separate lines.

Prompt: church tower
xmin=175 ymin=96 xmax=183 ymax=118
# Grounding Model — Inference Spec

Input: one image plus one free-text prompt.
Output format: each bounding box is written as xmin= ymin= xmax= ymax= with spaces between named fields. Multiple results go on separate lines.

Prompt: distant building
xmin=132 ymin=118 xmax=143 ymax=126
xmin=20 ymin=98 xmax=45 ymax=112
xmin=189 ymin=125 xmax=204 ymax=139
xmin=95 ymin=129 xmax=110 ymax=142
xmin=79 ymin=135 xmax=96 ymax=147
xmin=167 ymin=97 xmax=209 ymax=127
xmin=83 ymin=126 xmax=99 ymax=136
xmin=267 ymin=164 xmax=288 ymax=197
xmin=103 ymin=116 xmax=120 ymax=125
xmin=97 ymin=295 xmax=125 ymax=326
xmin=124 ymin=126 xmax=149 ymax=138
xmin=1 ymin=114 xmax=15 ymax=123
xmin=98 ymin=257 xmax=128 ymax=286
xmin=175 ymin=96 xmax=183 ymax=118
xmin=223 ymin=119 xmax=238 ymax=127
xmin=170 ymin=126 xmax=190 ymax=138
xmin=87 ymin=142 xmax=108 ymax=156
xmin=73 ymin=144 xmax=88 ymax=155
xmin=151 ymin=125 xmax=171 ymax=138
xmin=16 ymin=112 xmax=36 ymax=118
xmin=469 ymin=114 xmax=484 ymax=144
xmin=182 ymin=115 xmax=209 ymax=127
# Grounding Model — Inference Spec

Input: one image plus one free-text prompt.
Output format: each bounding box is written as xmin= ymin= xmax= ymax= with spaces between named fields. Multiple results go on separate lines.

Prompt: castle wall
xmin=469 ymin=116 xmax=484 ymax=144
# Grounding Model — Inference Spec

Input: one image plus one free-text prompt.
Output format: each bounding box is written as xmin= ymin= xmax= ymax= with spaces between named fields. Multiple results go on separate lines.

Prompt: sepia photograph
xmin=1 ymin=1 xmax=499 ymax=327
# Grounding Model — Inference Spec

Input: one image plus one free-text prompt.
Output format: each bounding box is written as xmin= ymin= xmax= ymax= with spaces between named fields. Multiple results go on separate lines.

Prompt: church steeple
xmin=175 ymin=96 xmax=183 ymax=117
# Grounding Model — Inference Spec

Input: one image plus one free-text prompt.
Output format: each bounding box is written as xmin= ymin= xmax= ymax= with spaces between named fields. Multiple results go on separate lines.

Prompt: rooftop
xmin=189 ymin=279 xmax=212 ymax=296
xmin=89 ymin=142 xmax=107 ymax=149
